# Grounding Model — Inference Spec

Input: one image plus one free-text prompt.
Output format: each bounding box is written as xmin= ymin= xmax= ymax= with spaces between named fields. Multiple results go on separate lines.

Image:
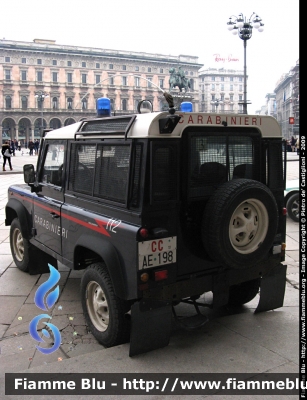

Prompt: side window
xmin=69 ymin=143 xmax=131 ymax=204
xmin=40 ymin=141 xmax=66 ymax=186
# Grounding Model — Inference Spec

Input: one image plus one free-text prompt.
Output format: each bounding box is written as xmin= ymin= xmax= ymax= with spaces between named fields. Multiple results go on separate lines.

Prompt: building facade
xmin=198 ymin=67 xmax=245 ymax=114
xmin=0 ymin=39 xmax=203 ymax=145
xmin=274 ymin=59 xmax=300 ymax=139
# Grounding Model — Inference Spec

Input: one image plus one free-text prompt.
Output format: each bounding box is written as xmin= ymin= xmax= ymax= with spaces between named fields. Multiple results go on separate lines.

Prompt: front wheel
xmin=286 ymin=193 xmax=299 ymax=222
xmin=10 ymin=218 xmax=30 ymax=272
xmin=81 ymin=262 xmax=130 ymax=347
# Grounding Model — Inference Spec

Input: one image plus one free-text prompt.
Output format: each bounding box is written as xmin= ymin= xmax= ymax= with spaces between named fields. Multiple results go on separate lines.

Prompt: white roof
xmin=44 ymin=112 xmax=282 ymax=140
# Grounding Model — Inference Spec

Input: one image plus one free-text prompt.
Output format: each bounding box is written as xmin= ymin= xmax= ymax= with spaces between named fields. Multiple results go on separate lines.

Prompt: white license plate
xmin=138 ymin=237 xmax=177 ymax=269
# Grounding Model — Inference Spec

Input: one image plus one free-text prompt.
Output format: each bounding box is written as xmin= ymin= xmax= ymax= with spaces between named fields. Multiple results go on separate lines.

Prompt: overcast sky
xmin=1 ymin=0 xmax=299 ymax=113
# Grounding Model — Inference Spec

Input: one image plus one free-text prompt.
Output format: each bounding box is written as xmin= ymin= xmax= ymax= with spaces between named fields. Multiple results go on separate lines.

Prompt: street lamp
xmin=211 ymin=98 xmax=223 ymax=112
xmin=227 ymin=13 xmax=264 ymax=114
xmin=34 ymin=91 xmax=49 ymax=134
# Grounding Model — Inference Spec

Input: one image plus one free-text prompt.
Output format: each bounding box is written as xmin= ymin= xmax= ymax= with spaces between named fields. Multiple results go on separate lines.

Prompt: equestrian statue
xmin=169 ymin=66 xmax=191 ymax=93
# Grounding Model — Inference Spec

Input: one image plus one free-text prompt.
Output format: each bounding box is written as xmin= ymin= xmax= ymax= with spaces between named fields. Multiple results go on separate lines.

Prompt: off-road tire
xmin=10 ymin=218 xmax=30 ymax=272
xmin=286 ymin=193 xmax=299 ymax=222
xmin=228 ymin=278 xmax=261 ymax=306
xmin=81 ymin=262 xmax=130 ymax=347
xmin=202 ymin=179 xmax=278 ymax=269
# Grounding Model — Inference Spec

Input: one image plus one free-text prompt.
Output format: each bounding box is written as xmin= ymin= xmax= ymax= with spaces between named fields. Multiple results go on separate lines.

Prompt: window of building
xmin=122 ymin=99 xmax=127 ymax=111
xmin=5 ymin=57 xmax=10 ymax=62
xmin=239 ymin=77 xmax=243 ymax=82
xmin=21 ymin=96 xmax=28 ymax=109
xmin=122 ymin=76 xmax=127 ymax=86
xmin=109 ymin=75 xmax=114 ymax=85
xmin=201 ymin=77 xmax=204 ymax=82
xmin=221 ymin=94 xmax=225 ymax=101
xmin=211 ymin=76 xmax=215 ymax=81
xmin=82 ymin=73 xmax=87 ymax=84
xmin=190 ymin=79 xmax=194 ymax=91
xmin=239 ymin=95 xmax=243 ymax=101
xmin=159 ymin=79 xmax=164 ymax=89
xmin=37 ymin=59 xmax=42 ymax=65
xmin=239 ymin=85 xmax=242 ymax=91
xmin=5 ymin=95 xmax=12 ymax=109
xmin=221 ymin=84 xmax=224 ymax=91
xmin=95 ymin=75 xmax=100 ymax=84
xmin=230 ymin=77 xmax=233 ymax=81
xmin=221 ymin=77 xmax=224 ymax=81
xmin=82 ymin=61 xmax=86 ymax=68
xmin=135 ymin=77 xmax=140 ymax=87
xmin=148 ymin=67 xmax=151 ymax=72
xmin=4 ymin=69 xmax=11 ymax=80
xmin=160 ymin=68 xmax=163 ymax=73
xmin=52 ymin=97 xmax=58 ymax=109
xmin=96 ymin=62 xmax=100 ymax=68
xmin=147 ymin=77 xmax=152 ymax=87
xmin=67 ymin=60 xmax=72 ymax=67
xmin=201 ymin=94 xmax=205 ymax=101
xmin=230 ymin=85 xmax=233 ymax=91
xmin=230 ymin=104 xmax=234 ymax=111
xmin=82 ymin=98 xmax=87 ymax=110
xmin=67 ymin=72 xmax=73 ymax=83
xmin=230 ymin=94 xmax=234 ymax=101
xmin=37 ymin=71 xmax=43 ymax=81
xmin=135 ymin=66 xmax=139 ymax=71
xmin=52 ymin=72 xmax=58 ymax=82
xmin=211 ymin=84 xmax=215 ymax=90
xmin=52 ymin=60 xmax=57 ymax=66
xmin=21 ymin=57 xmax=26 ymax=64
xmin=21 ymin=71 xmax=27 ymax=81
xmin=109 ymin=64 xmax=113 ymax=69
xmin=211 ymin=94 xmax=215 ymax=101
xmin=190 ymin=71 xmax=194 ymax=76
xmin=67 ymin=97 xmax=73 ymax=109
xmin=122 ymin=65 xmax=126 ymax=71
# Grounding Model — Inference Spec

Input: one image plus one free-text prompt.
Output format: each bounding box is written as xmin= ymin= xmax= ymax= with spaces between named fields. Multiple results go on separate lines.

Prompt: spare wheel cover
xmin=202 ymin=179 xmax=278 ymax=269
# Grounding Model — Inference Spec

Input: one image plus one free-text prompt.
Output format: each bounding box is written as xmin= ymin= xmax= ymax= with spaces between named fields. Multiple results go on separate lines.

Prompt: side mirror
xmin=23 ymin=164 xmax=35 ymax=184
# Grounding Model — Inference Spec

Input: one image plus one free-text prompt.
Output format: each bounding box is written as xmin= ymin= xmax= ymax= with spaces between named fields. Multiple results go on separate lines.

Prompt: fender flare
xmin=75 ymin=234 xmax=127 ymax=299
xmin=5 ymin=198 xmax=32 ymax=239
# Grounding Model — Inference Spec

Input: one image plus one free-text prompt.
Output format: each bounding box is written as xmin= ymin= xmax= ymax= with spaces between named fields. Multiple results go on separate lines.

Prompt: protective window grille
xmin=189 ymin=135 xmax=256 ymax=191
xmin=267 ymin=141 xmax=284 ymax=190
xmin=68 ymin=143 xmax=132 ymax=204
xmin=81 ymin=118 xmax=132 ymax=133
xmin=94 ymin=145 xmax=130 ymax=203
xmin=151 ymin=144 xmax=178 ymax=202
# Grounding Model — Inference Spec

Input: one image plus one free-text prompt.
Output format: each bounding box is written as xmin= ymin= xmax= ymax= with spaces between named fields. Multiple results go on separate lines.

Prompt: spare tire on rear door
xmin=202 ymin=179 xmax=278 ymax=269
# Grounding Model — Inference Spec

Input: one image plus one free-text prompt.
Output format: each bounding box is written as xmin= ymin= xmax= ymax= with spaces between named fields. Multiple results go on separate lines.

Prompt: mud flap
xmin=129 ymin=299 xmax=172 ymax=357
xmin=255 ymin=263 xmax=287 ymax=313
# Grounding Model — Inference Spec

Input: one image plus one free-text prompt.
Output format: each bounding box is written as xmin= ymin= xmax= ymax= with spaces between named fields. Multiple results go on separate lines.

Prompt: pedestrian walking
xmin=1 ymin=140 xmax=13 ymax=171
xmin=290 ymin=136 xmax=297 ymax=152
xmin=18 ymin=140 xmax=21 ymax=151
xmin=296 ymin=137 xmax=300 ymax=155
xmin=34 ymin=139 xmax=40 ymax=155
xmin=28 ymin=140 xmax=34 ymax=156
xmin=9 ymin=140 xmax=15 ymax=156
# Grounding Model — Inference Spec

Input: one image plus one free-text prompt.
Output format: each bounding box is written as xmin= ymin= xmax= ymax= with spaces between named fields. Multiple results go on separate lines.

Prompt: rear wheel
xmin=228 ymin=278 xmax=261 ymax=306
xmin=10 ymin=218 xmax=30 ymax=272
xmin=286 ymin=193 xmax=299 ymax=222
xmin=81 ymin=262 xmax=130 ymax=347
